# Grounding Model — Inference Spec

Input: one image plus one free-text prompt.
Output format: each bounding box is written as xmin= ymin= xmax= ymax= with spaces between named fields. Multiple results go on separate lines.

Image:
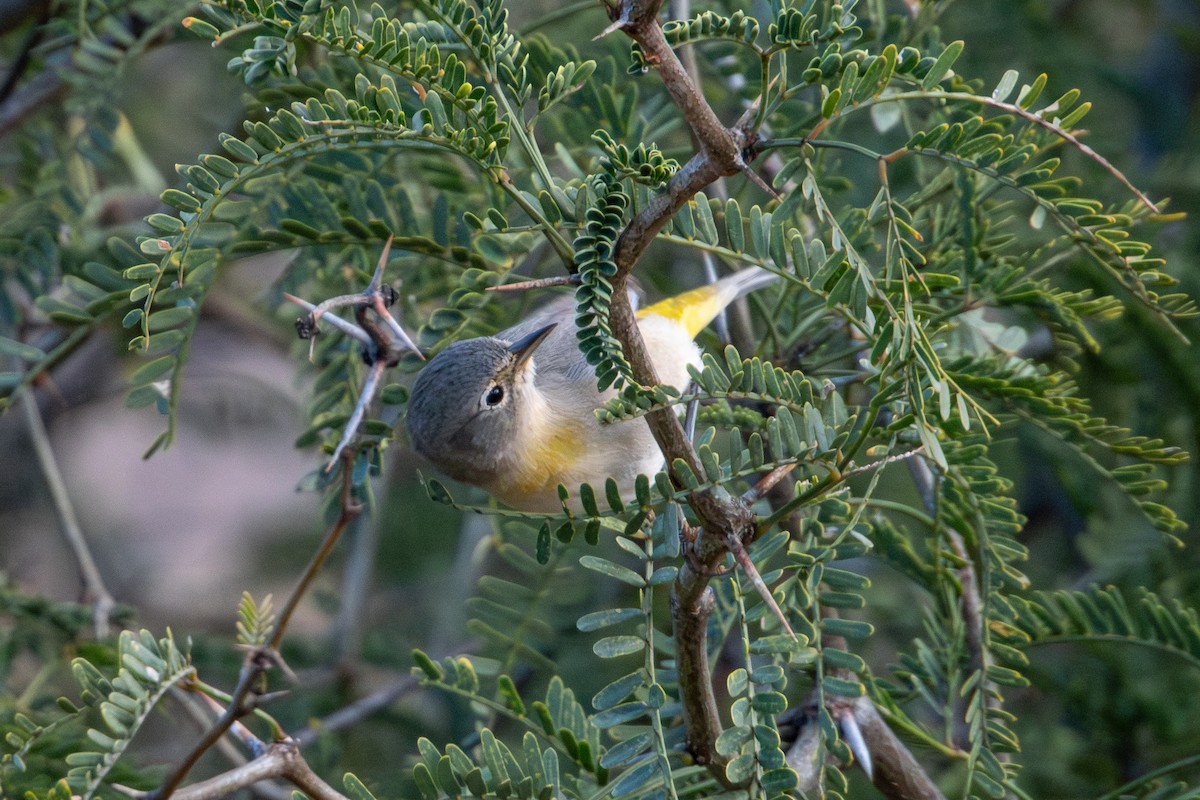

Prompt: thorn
xmin=593 ymin=16 xmax=627 ymax=39
xmin=486 ymin=274 xmax=581 ymax=292
xmin=366 ymin=234 xmax=394 ymax=294
xmin=742 ymin=462 xmax=798 ymax=505
xmin=369 ymin=292 xmax=423 ymax=359
xmin=324 ymin=359 xmax=387 ymax=472
xmin=725 ymin=531 xmax=797 ymax=640
xmin=361 ymin=235 xmax=423 ymax=359
xmin=839 ymin=710 xmax=873 ymax=779
xmin=741 ymin=160 xmax=782 ymax=201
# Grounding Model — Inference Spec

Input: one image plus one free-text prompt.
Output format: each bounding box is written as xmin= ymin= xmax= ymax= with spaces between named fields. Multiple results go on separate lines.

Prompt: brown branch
xmin=670 ymin=584 xmax=727 ymax=771
xmin=146 ymin=454 xmax=362 ymax=800
xmin=606 ymin=4 xmax=948 ymax=795
xmin=786 ymin=620 xmax=948 ymax=800
xmin=121 ymin=739 xmax=347 ymax=800
xmin=851 ymin=697 xmax=947 ymax=800
xmin=486 ymin=275 xmax=581 ymax=292
xmin=605 ymin=0 xmax=758 ymax=779
xmin=270 ymin=455 xmax=363 ymax=651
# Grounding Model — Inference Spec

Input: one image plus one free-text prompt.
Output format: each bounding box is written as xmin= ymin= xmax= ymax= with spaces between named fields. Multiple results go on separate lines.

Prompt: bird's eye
xmin=484 ymin=385 xmax=505 ymax=406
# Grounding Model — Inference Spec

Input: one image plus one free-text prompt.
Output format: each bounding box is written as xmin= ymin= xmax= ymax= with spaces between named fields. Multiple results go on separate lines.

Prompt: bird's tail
xmin=638 ymin=266 xmax=779 ymax=340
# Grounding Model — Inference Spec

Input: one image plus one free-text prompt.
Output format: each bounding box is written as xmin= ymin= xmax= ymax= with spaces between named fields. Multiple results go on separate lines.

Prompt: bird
xmin=405 ymin=267 xmax=778 ymax=512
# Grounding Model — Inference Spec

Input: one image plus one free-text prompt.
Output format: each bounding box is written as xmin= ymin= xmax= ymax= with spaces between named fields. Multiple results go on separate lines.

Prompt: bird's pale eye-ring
xmin=484 ymin=385 xmax=505 ymax=407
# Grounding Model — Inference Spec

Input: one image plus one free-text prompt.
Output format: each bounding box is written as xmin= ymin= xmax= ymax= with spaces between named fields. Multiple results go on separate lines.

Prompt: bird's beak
xmin=507 ymin=323 xmax=556 ymax=368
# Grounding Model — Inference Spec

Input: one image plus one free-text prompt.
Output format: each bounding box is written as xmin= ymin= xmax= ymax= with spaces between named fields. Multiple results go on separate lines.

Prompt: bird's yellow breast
xmin=495 ymin=411 xmax=591 ymax=500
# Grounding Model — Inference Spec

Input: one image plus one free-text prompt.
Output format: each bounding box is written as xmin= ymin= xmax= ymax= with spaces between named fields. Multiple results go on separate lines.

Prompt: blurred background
xmin=1 ymin=0 xmax=1198 ymax=797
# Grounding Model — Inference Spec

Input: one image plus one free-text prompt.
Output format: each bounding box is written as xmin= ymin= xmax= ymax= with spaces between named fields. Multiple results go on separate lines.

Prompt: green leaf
xmin=725 ymin=199 xmax=745 ymax=252
xmin=991 ymin=68 xmax=1019 ymax=102
xmin=725 ymin=752 xmax=756 ymax=784
xmin=577 ymin=608 xmax=642 ymax=632
xmin=716 ymin=725 xmax=751 ymax=757
xmin=343 ymin=773 xmax=379 ymax=800
xmin=608 ymin=756 xmax=660 ymax=797
xmin=578 ymin=556 xmax=645 ymax=587
xmin=693 ymin=194 xmax=719 ymax=245
xmin=592 ymin=635 xmax=646 ymax=658
xmin=921 ymin=40 xmax=964 ymax=89
xmin=751 ymin=691 xmax=788 ymax=714
xmin=818 ymin=617 xmax=875 ymax=640
xmin=599 ymin=732 xmax=653 ymax=769
xmin=0 ymin=336 xmax=46 ymax=362
xmin=161 ymin=188 xmax=201 ymax=212
xmin=592 ymin=701 xmax=648 ymax=728
xmin=128 ymin=356 xmax=175 ymax=385
xmin=592 ymin=671 xmax=645 ymax=710
xmin=727 ymin=668 xmax=749 ymax=696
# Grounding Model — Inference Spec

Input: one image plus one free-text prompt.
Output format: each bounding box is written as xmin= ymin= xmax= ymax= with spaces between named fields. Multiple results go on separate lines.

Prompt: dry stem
xmin=146 ymin=453 xmax=362 ymax=800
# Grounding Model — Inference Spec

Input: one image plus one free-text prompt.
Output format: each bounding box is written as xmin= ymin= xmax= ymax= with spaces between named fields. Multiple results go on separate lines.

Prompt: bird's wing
xmin=637 ymin=265 xmax=778 ymax=339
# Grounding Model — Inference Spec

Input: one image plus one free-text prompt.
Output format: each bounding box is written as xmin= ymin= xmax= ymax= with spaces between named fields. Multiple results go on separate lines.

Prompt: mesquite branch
xmin=145 ymin=453 xmax=362 ymax=800
xmin=605 ymin=1 xmax=944 ymax=795
xmin=121 ymin=739 xmax=345 ymax=800
xmin=605 ymin=0 xmax=754 ymax=778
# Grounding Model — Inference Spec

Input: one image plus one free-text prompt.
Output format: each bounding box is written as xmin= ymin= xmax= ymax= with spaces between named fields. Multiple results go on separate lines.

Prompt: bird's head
xmin=404 ymin=324 xmax=556 ymax=487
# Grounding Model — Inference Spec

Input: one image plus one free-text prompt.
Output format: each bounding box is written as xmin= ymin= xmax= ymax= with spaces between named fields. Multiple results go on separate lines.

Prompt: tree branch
xmin=605 ymin=4 xmax=951 ymax=794
xmin=146 ymin=452 xmax=362 ymax=800
xmin=789 ymin=622 xmax=949 ymax=800
xmin=850 ymin=697 xmax=947 ymax=800
xmin=120 ymin=740 xmax=347 ymax=800
xmin=604 ymin=0 xmax=759 ymax=778
xmin=20 ymin=386 xmax=116 ymax=638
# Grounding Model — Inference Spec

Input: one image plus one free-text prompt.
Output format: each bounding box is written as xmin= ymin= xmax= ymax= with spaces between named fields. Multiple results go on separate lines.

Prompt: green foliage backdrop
xmin=0 ymin=1 xmax=1197 ymax=799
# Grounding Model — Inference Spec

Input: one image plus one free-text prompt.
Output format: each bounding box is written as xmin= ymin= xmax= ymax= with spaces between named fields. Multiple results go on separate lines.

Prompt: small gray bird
xmin=405 ymin=267 xmax=778 ymax=511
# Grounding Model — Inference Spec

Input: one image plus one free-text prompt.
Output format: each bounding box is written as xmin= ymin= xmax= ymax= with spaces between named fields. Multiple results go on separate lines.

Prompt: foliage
xmin=0 ymin=0 xmax=1197 ymax=799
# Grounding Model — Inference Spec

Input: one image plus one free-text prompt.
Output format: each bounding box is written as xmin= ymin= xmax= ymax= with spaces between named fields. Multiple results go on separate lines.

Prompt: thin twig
xmin=271 ymin=453 xmax=363 ymax=651
xmin=328 ymin=514 xmax=376 ymax=665
xmin=147 ymin=453 xmax=361 ymax=800
xmin=291 ymin=641 xmax=480 ymax=748
xmin=167 ymin=688 xmax=253 ymax=772
xmin=20 ymin=386 xmax=116 ymax=638
xmin=779 ymin=89 xmax=1159 ymax=213
xmin=485 ymin=274 xmax=581 ymax=292
xmin=742 ymin=462 xmax=798 ymax=505
xmin=292 ymin=673 xmax=417 ymax=747
xmin=122 ymin=740 xmax=348 ymax=800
